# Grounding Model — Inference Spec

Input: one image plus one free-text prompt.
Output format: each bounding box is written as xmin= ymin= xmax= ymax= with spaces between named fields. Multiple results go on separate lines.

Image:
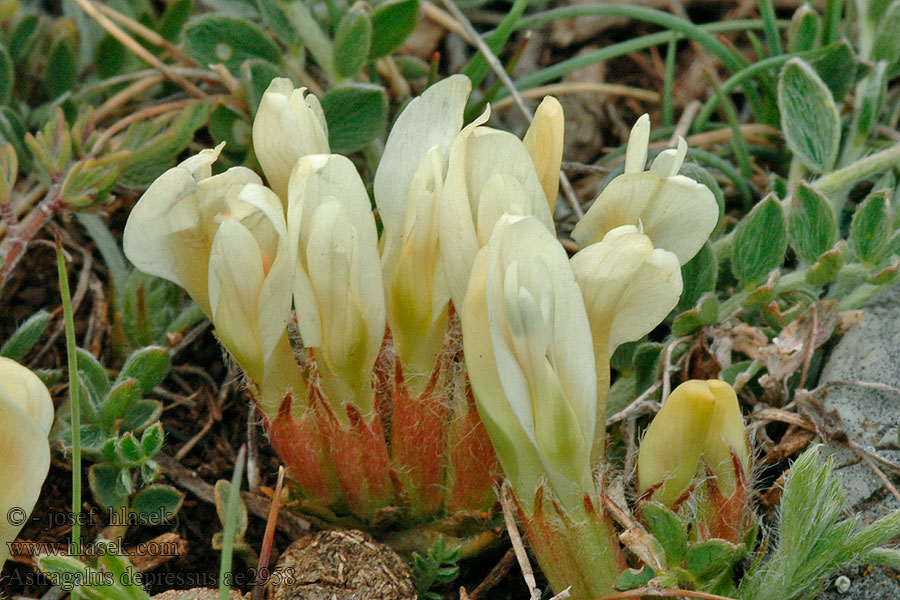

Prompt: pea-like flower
xmin=571 ymin=114 xmax=718 ymax=264
xmin=123 ymin=144 xmax=266 ymax=317
xmin=252 ymin=78 xmax=330 ymax=200
xmin=287 ymin=154 xmax=386 ymax=418
xmin=0 ymin=358 xmax=54 ymax=569
xmin=462 ymin=214 xmax=596 ymax=513
xmin=440 ymin=108 xmax=557 ymax=310
xmin=570 ymin=225 xmax=682 ymax=457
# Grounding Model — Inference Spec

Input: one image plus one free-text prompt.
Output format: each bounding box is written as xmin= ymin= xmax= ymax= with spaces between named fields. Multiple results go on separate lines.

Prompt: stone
xmin=813 ymin=295 xmax=900 ymax=600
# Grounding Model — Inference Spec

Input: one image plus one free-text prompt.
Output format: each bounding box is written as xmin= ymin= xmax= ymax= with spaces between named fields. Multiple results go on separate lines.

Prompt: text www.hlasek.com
xmin=6 ymin=538 xmax=180 ymax=559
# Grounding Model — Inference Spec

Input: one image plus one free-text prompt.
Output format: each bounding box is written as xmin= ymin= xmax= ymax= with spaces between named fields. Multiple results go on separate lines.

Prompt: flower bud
xmin=0 ymin=358 xmax=53 ymax=569
xmin=123 ymin=144 xmax=263 ymax=317
xmin=522 ymin=96 xmax=565 ymax=212
xmin=571 ymin=114 xmax=718 ymax=264
xmin=637 ymin=380 xmax=750 ymax=512
xmin=252 ymin=78 xmax=329 ymax=200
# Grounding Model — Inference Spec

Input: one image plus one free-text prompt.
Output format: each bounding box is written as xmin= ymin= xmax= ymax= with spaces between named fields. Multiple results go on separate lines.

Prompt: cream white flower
xmin=0 ymin=357 xmax=53 ymax=569
xmin=570 ymin=225 xmax=682 ymax=458
xmin=208 ymin=183 xmax=294 ymax=385
xmin=440 ymin=108 xmax=555 ymax=310
xmin=252 ymin=78 xmax=330 ymax=200
xmin=123 ymin=144 xmax=263 ymax=317
xmin=571 ymin=114 xmax=717 ymax=264
xmin=374 ymin=75 xmax=471 ymax=372
xmin=461 ymin=215 xmax=596 ymax=512
xmin=288 ymin=154 xmax=385 ymax=416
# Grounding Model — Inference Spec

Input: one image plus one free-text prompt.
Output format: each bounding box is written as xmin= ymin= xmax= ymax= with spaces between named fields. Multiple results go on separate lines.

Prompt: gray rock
xmin=814 ymin=295 xmax=900 ymax=600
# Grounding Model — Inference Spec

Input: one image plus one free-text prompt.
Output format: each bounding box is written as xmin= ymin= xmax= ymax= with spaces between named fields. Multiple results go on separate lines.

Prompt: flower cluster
xmin=123 ymin=75 xmax=565 ymax=550
xmin=1 ymin=357 xmax=54 ymax=569
xmin=460 ymin=114 xmax=724 ymax=597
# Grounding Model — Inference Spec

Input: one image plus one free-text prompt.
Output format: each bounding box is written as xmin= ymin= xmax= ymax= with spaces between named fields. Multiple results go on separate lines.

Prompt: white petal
xmin=650 ymin=136 xmax=688 ymax=179
xmin=374 ymin=75 xmax=471 ymax=239
xmin=522 ymin=96 xmax=565 ymax=212
xmin=571 ymin=226 xmax=682 ymax=353
xmin=0 ymin=390 xmax=50 ymax=569
xmin=624 ymin=114 xmax=650 ymax=174
xmin=570 ymin=173 xmax=660 ymax=248
xmin=640 ymin=175 xmax=718 ymax=264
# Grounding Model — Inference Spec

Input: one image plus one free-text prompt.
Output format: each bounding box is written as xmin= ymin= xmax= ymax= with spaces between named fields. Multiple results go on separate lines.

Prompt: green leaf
xmin=45 ymin=37 xmax=78 ymax=99
xmin=116 ymin=432 xmax=143 ymax=465
xmin=369 ymin=0 xmax=419 ymax=60
xmin=393 ymin=55 xmax=430 ymax=79
xmin=183 ymin=15 xmax=280 ymax=73
xmin=241 ymin=59 xmax=284 ymax=117
xmin=872 ymin=0 xmax=900 ymax=66
xmin=634 ymin=342 xmax=664 ymax=393
xmin=77 ymin=348 xmax=111 ymax=402
xmin=89 ymin=463 xmax=130 ymax=512
xmin=850 ymin=60 xmax=888 ymax=147
xmin=677 ymin=242 xmax=717 ymax=312
xmin=731 ymin=195 xmax=788 ymax=285
xmin=256 ymin=0 xmax=301 ymax=47
xmin=130 ymin=484 xmax=183 ymax=524
xmin=642 ymin=503 xmax=687 ymax=567
xmin=209 ymin=104 xmax=252 ymax=152
xmin=0 ymin=309 xmax=50 ymax=360
xmin=141 ymin=422 xmax=165 ymax=457
xmin=117 ymin=346 xmax=171 ymax=394
xmin=806 ymin=241 xmax=846 ymax=285
xmin=788 ymin=5 xmax=820 ymax=53
xmin=787 ymin=182 xmax=837 ymax=263
xmin=719 ymin=359 xmax=762 ymax=389
xmin=159 ymin=0 xmax=192 ymax=41
xmin=9 ymin=15 xmax=43 ymax=65
xmin=685 ymin=540 xmax=740 ymax=580
xmin=333 ymin=6 xmax=372 ymax=78
xmin=778 ymin=58 xmax=841 ymax=173
xmin=850 ymin=189 xmax=892 ymax=263
xmin=614 ymin=565 xmax=656 ymax=591
xmin=100 ymin=379 xmax=141 ymax=432
xmin=320 ymin=83 xmax=388 ymax=153
xmin=120 ymin=399 xmax=163 ymax=433
xmin=95 ymin=35 xmax=138 ymax=78
xmin=672 ymin=293 xmax=719 ymax=336
xmin=78 ymin=423 xmax=110 ymax=454
xmin=36 ymin=556 xmax=112 ymax=597
xmin=807 ymin=41 xmax=857 ymax=104
xmin=0 ymin=43 xmax=12 ymax=106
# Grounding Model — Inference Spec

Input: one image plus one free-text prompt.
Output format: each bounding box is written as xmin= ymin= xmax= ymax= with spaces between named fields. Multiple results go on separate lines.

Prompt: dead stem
xmin=500 ymin=485 xmax=541 ymax=600
xmin=70 ymin=0 xmax=206 ymax=99
xmin=490 ymin=82 xmax=660 ymax=110
xmin=92 ymin=1 xmax=198 ymax=68
xmin=596 ymin=588 xmax=738 ymax=600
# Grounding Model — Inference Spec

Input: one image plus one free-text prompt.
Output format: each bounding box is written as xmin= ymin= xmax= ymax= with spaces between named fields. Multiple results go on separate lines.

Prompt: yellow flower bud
xmin=637 ymin=379 xmax=749 ymax=508
xmin=0 ymin=357 xmax=53 ymax=569
xmin=638 ymin=380 xmax=717 ymax=506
